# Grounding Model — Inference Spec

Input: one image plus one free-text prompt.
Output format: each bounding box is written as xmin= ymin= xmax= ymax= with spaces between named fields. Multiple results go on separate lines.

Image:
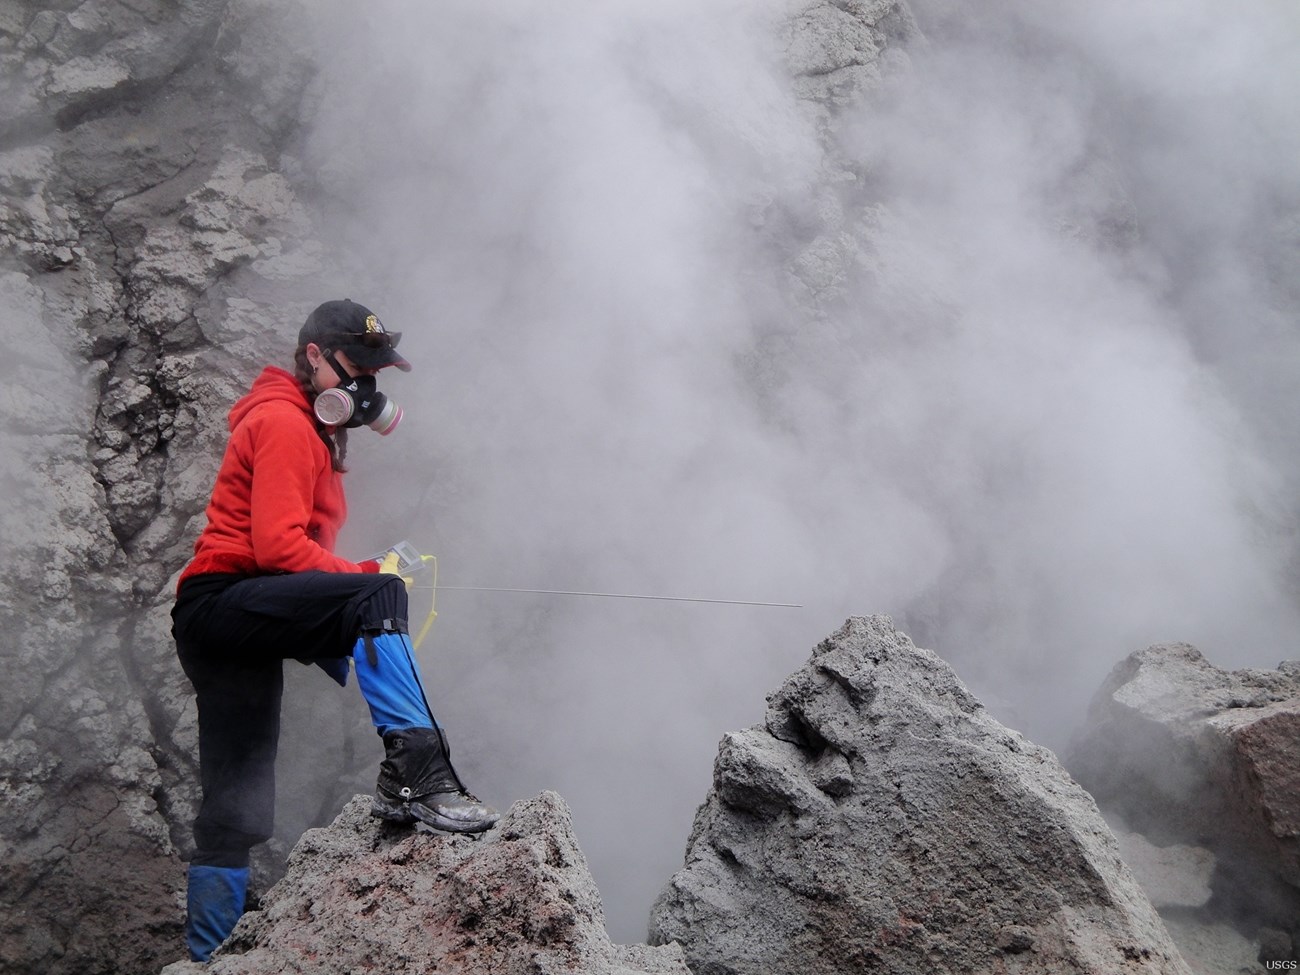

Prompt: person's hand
xmin=379 ymin=550 xmax=414 ymax=589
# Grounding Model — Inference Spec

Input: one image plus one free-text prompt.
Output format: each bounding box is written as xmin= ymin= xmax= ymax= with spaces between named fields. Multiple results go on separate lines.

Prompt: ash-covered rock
xmin=160 ymin=792 xmax=689 ymax=975
xmin=784 ymin=0 xmax=918 ymax=109
xmin=0 ymin=3 xmax=331 ymax=974
xmin=649 ymin=616 xmax=1190 ymax=975
xmin=1069 ymin=644 xmax=1300 ymax=960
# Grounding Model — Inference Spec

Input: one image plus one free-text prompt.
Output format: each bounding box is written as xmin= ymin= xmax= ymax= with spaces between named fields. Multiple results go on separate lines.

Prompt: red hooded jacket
xmin=179 ymin=366 xmax=379 ymax=586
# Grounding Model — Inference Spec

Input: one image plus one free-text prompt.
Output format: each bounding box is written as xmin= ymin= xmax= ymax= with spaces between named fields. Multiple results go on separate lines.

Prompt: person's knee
xmin=357 ymin=575 xmax=410 ymax=634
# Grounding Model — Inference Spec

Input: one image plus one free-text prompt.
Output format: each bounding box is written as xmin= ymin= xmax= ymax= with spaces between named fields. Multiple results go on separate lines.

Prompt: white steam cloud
xmin=284 ymin=0 xmax=1300 ymax=938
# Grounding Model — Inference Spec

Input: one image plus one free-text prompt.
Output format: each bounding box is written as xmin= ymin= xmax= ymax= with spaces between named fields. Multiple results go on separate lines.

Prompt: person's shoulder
xmin=237 ymin=398 xmax=318 ymax=445
xmin=244 ymin=397 xmax=312 ymax=425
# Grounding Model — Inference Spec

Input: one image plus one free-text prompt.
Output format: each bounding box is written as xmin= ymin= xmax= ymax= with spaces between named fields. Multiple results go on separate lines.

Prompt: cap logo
xmin=364 ymin=314 xmax=385 ymax=335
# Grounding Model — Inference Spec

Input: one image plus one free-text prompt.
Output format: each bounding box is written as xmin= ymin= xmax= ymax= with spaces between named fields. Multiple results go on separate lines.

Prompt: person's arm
xmin=246 ymin=408 xmax=377 ymax=573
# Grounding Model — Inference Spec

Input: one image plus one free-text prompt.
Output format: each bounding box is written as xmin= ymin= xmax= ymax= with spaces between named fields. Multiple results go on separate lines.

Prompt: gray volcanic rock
xmin=1069 ymin=644 xmax=1300 ymax=943
xmin=159 ymin=792 xmax=689 ymax=975
xmin=784 ymin=0 xmax=918 ymax=108
xmin=649 ymin=616 xmax=1190 ymax=975
xmin=1105 ymin=821 xmax=1214 ymax=912
xmin=0 ymin=3 xmax=336 ymax=974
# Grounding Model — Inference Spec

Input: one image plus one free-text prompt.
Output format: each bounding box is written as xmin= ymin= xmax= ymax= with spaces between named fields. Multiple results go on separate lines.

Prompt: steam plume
xmin=281 ymin=0 xmax=1300 ymax=937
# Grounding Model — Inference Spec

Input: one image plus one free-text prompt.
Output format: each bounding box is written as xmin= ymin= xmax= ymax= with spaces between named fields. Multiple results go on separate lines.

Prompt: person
xmin=171 ymin=299 xmax=499 ymax=962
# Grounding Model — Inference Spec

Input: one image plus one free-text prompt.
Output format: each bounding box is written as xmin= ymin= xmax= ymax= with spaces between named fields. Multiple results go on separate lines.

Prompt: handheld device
xmin=366 ymin=539 xmax=426 ymax=574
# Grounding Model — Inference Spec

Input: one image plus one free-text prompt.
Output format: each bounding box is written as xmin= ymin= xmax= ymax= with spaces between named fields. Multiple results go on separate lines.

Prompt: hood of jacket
xmin=228 ymin=366 xmax=311 ymax=432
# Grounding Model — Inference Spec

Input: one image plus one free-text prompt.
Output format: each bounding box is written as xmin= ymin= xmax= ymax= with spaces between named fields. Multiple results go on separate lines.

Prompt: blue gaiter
xmin=186 ymin=864 xmax=248 ymax=961
xmin=352 ymin=630 xmax=436 ymax=735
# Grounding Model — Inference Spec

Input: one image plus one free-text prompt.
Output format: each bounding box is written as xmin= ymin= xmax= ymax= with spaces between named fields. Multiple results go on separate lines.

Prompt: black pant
xmin=173 ymin=571 xmax=406 ymax=866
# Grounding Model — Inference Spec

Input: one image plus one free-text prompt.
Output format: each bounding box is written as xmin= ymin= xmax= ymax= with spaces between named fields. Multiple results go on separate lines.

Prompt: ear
xmin=305 ymin=342 xmax=322 ymax=368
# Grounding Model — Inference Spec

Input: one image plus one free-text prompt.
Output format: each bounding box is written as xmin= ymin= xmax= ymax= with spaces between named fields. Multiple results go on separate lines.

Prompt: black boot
xmin=371 ymin=727 xmax=499 ymax=833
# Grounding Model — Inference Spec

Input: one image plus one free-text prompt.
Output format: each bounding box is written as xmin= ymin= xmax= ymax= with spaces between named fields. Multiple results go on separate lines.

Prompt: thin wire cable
xmin=410 ymin=584 xmax=800 ymax=608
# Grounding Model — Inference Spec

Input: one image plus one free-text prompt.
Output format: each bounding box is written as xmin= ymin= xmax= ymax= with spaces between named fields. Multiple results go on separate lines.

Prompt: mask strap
xmin=323 ymin=350 xmax=354 ymax=387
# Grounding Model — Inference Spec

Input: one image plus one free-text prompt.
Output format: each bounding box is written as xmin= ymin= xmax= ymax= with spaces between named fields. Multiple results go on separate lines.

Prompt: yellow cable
xmin=412 ymin=554 xmax=438 ymax=650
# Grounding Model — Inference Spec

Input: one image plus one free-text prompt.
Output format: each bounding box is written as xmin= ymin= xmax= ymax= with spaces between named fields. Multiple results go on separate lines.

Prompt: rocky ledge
xmin=161 ymin=791 xmax=688 ymax=975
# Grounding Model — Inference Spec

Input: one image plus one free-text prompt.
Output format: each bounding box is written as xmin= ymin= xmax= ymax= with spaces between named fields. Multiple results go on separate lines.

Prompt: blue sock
xmin=185 ymin=864 xmax=248 ymax=962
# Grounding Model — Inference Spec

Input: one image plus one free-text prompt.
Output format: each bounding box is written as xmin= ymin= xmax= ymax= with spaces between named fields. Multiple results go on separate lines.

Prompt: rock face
xmin=0 ymin=4 xmax=342 ymax=974
xmin=1069 ymin=644 xmax=1300 ymax=950
xmin=649 ymin=616 xmax=1190 ymax=975
xmin=159 ymin=792 xmax=689 ymax=975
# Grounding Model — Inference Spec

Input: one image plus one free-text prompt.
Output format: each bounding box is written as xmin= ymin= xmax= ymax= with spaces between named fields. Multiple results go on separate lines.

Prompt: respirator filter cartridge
xmin=313 ymin=386 xmax=403 ymax=436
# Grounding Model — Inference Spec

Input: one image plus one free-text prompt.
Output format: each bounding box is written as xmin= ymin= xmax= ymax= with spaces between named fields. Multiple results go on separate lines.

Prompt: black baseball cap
xmin=299 ymin=299 xmax=412 ymax=372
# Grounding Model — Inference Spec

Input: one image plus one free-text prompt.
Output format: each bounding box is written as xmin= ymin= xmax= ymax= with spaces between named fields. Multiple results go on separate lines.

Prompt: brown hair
xmin=293 ymin=345 xmax=349 ymax=472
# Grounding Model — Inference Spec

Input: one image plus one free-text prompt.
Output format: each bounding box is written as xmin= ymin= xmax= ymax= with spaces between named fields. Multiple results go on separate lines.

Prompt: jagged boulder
xmin=649 ymin=616 xmax=1190 ymax=975
xmin=159 ymin=792 xmax=689 ymax=975
xmin=1069 ymin=644 xmax=1300 ymax=940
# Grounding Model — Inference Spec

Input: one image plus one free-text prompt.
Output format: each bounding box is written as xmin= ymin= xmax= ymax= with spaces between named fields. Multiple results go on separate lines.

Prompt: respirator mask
xmin=313 ymin=352 xmax=404 ymax=436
